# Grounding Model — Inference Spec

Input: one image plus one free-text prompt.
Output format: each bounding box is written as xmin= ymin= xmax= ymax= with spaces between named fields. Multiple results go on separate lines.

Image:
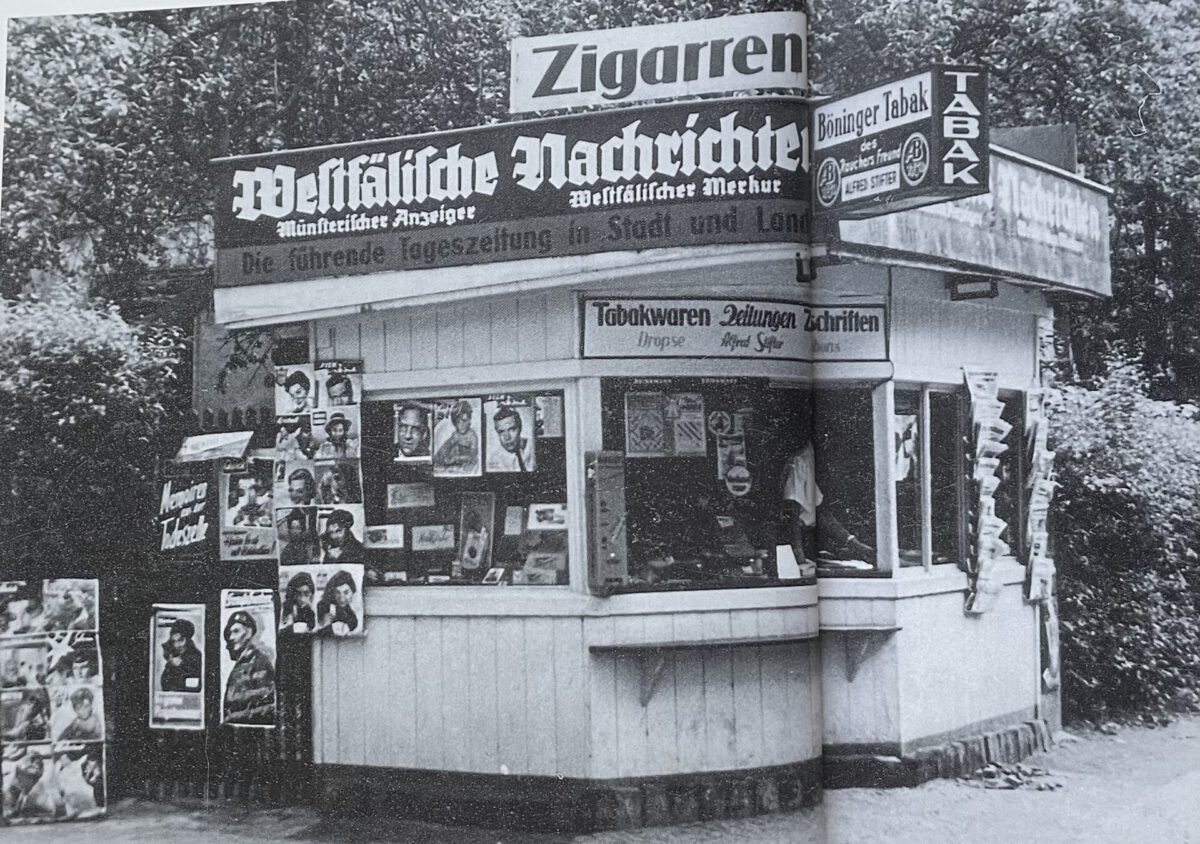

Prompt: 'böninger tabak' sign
xmin=581 ymin=297 xmax=888 ymax=362
xmin=211 ymin=97 xmax=810 ymax=289
xmin=813 ymin=64 xmax=988 ymax=218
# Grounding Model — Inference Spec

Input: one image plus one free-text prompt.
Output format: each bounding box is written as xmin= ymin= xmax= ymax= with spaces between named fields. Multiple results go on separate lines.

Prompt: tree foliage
xmin=0 ymin=294 xmax=190 ymax=576
xmin=1050 ymin=358 xmax=1200 ymax=718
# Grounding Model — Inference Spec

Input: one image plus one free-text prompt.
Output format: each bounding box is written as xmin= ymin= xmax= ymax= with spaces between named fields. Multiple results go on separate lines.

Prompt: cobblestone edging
xmin=823 ymin=719 xmax=1053 ymax=789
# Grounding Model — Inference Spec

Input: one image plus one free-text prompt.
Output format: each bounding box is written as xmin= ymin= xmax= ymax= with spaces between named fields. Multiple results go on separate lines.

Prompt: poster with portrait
xmin=149 ymin=604 xmax=205 ymax=731
xmin=278 ymin=564 xmax=365 ymax=638
xmin=315 ymin=360 xmax=363 ymax=408
xmin=394 ymin=401 xmax=433 ymax=463
xmin=276 ymin=506 xmax=320 ymax=566
xmin=274 ymin=363 xmax=316 ymax=415
xmin=316 ymin=504 xmax=366 ymax=564
xmin=274 ymin=414 xmax=318 ymax=463
xmin=0 ymin=581 xmax=43 ymax=638
xmin=218 ymin=590 xmax=276 ymax=728
xmin=0 ymin=634 xmax=48 ymax=689
xmin=49 ymin=743 xmax=106 ymax=821
xmin=314 ymin=459 xmax=363 ymax=505
xmin=483 ymin=399 xmax=536 ymax=473
xmin=48 ymin=683 xmax=105 ymax=743
xmin=274 ymin=457 xmax=318 ymax=508
xmin=458 ymin=492 xmax=496 ymax=571
xmin=219 ymin=457 xmax=277 ymax=561
xmin=311 ymin=407 xmax=361 ymax=460
xmin=534 ymin=394 xmax=564 ymax=438
xmin=41 ymin=579 xmax=98 ymax=633
xmin=432 ymin=397 xmax=483 ymax=477
xmin=1 ymin=688 xmax=50 ymax=744
xmin=2 ymin=743 xmax=57 ymax=824
xmin=44 ymin=632 xmax=101 ymax=687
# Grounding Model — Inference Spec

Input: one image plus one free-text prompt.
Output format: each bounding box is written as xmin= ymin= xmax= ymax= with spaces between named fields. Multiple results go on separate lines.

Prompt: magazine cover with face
xmin=393 ymin=401 xmax=433 ymax=463
xmin=483 ymin=399 xmax=536 ymax=473
xmin=0 ymin=582 xmax=45 ymax=638
xmin=316 ymin=504 xmax=366 ymax=564
xmin=315 ymin=361 xmax=363 ymax=408
xmin=278 ymin=564 xmax=365 ymax=638
xmin=2 ymin=743 xmax=57 ymax=824
xmin=432 ymin=397 xmax=482 ymax=477
xmin=218 ymin=590 xmax=276 ymax=728
xmin=149 ymin=604 xmax=205 ymax=731
xmin=1 ymin=687 xmax=50 ymax=744
xmin=311 ymin=407 xmax=361 ymax=460
xmin=274 ymin=458 xmax=318 ymax=508
xmin=0 ymin=634 xmax=49 ymax=689
xmin=219 ymin=456 xmax=277 ymax=561
xmin=48 ymin=683 xmax=104 ymax=743
xmin=44 ymin=631 xmax=101 ymax=687
xmin=276 ymin=506 xmax=320 ymax=566
xmin=314 ymin=459 xmax=363 ymax=505
xmin=274 ymin=414 xmax=317 ymax=462
xmin=41 ymin=579 xmax=98 ymax=633
xmin=274 ymin=363 xmax=316 ymax=415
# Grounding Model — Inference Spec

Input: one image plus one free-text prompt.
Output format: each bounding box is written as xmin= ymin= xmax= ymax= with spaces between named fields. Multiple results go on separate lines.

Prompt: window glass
xmin=359 ymin=392 xmax=568 ymax=586
xmin=598 ymin=377 xmax=876 ymax=590
xmin=930 ymin=390 xmax=966 ymax=564
xmin=993 ymin=393 xmax=1025 ymax=560
xmin=894 ymin=390 xmax=922 ymax=565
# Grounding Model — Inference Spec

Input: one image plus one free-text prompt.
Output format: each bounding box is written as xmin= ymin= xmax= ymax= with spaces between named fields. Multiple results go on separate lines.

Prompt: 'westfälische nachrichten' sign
xmin=812 ymin=65 xmax=989 ymax=219
xmin=210 ymin=97 xmax=810 ymax=289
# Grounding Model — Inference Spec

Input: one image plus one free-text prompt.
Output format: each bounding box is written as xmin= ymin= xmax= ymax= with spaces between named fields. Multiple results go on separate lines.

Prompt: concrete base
xmin=316 ymin=758 xmax=822 ymax=832
xmin=823 ymin=718 xmax=1052 ymax=789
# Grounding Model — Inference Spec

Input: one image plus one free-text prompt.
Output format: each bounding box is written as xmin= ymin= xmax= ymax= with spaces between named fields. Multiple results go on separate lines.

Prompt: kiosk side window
xmin=596 ymin=377 xmax=877 ymax=591
xmin=358 ymin=392 xmax=569 ymax=586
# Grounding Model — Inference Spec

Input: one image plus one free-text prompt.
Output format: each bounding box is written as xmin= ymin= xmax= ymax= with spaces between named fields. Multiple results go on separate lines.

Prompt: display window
xmin=359 ymin=391 xmax=569 ymax=586
xmin=597 ymin=377 xmax=877 ymax=591
xmin=894 ymin=386 xmax=1026 ymax=568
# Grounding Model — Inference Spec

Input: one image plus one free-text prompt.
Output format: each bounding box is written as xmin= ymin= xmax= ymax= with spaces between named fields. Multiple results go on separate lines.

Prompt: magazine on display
xmin=149 ymin=604 xmax=205 ymax=731
xmin=218 ymin=590 xmax=277 ymax=728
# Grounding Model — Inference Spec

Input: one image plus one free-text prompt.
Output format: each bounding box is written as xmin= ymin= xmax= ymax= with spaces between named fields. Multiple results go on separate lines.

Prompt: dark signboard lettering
xmin=211 ymin=97 xmax=810 ymax=288
xmin=156 ymin=460 xmax=216 ymax=562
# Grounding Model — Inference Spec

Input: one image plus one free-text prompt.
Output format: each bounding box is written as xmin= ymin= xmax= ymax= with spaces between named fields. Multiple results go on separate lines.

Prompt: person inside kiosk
xmin=600 ymin=378 xmax=877 ymax=590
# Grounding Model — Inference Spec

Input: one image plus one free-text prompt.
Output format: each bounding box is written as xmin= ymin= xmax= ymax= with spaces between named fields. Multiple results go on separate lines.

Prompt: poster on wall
xmin=312 ymin=407 xmax=361 ymax=459
xmin=276 ymin=506 xmax=320 ymax=566
xmin=2 ymin=743 xmax=57 ymax=824
xmin=157 ymin=460 xmax=216 ymax=561
xmin=48 ymin=742 xmax=106 ymax=821
xmin=394 ymin=402 xmax=433 ymax=463
xmin=44 ymin=632 xmax=101 ymax=687
xmin=0 ymin=582 xmax=42 ymax=637
xmin=274 ymin=414 xmax=318 ymax=462
xmin=220 ymin=458 xmax=277 ymax=561
xmin=316 ymin=504 xmax=366 ymax=564
xmin=314 ymin=460 xmax=362 ymax=505
xmin=432 ymin=398 xmax=483 ymax=477
xmin=149 ymin=604 xmax=205 ymax=731
xmin=483 ymin=400 xmax=536 ymax=473
xmin=48 ymin=683 xmax=104 ymax=743
xmin=314 ymin=360 xmax=362 ymax=408
xmin=278 ymin=564 xmax=365 ymax=637
xmin=457 ymin=493 xmax=495 ymax=571
xmin=41 ymin=580 xmax=98 ymax=633
xmin=218 ymin=590 xmax=276 ymax=728
xmin=274 ymin=364 xmax=316 ymax=414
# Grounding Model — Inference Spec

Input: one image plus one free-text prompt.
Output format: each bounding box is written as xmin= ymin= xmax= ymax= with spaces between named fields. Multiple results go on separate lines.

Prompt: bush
xmin=1051 ymin=359 xmax=1200 ymax=720
xmin=0 ymin=294 xmax=189 ymax=577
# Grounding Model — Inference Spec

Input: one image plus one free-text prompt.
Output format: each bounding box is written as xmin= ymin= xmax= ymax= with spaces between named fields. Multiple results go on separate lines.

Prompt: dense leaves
xmin=0 ymin=295 xmax=190 ymax=576
xmin=1051 ymin=359 xmax=1200 ymax=718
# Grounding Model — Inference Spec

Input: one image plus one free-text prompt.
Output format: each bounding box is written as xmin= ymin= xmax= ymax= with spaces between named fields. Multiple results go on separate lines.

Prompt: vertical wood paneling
xmin=641 ymin=614 xmax=678 ymax=775
xmin=730 ymin=615 xmax=763 ymax=769
xmin=701 ymin=613 xmax=736 ymax=769
xmin=341 ymin=636 xmax=368 ymax=766
xmin=383 ymin=310 xmax=412 ymax=372
xmin=495 ymin=618 xmax=529 ymax=774
xmin=320 ymin=642 xmax=340 ymax=764
xmin=611 ymin=615 xmax=648 ymax=777
xmin=440 ymin=619 xmax=472 ymax=770
xmin=409 ymin=309 xmax=438 ymax=372
xmin=759 ymin=646 xmax=795 ymax=766
xmin=390 ymin=617 xmax=418 ymax=767
xmin=516 ymin=295 xmax=548 ymax=363
xmin=435 ymin=304 xmax=466 ymax=370
xmin=467 ymin=616 xmax=500 ymax=773
xmin=552 ymin=617 xmax=587 ymax=777
xmin=413 ymin=618 xmax=445 ymax=769
xmin=358 ymin=313 xmax=387 ymax=371
xmin=586 ymin=617 xmax=619 ymax=779
xmin=544 ymin=288 xmax=576 ymax=360
xmin=489 ymin=299 xmax=520 ymax=364
xmin=462 ymin=301 xmax=493 ymax=367
xmin=784 ymin=640 xmax=813 ymax=759
xmin=523 ymin=618 xmax=559 ymax=772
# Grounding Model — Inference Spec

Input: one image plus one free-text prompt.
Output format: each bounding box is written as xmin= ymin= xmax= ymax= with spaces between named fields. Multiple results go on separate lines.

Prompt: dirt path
xmin=4 ymin=716 xmax=1198 ymax=843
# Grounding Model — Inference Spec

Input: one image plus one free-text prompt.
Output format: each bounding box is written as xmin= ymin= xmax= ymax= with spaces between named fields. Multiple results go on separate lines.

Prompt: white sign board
xmin=581 ymin=297 xmax=888 ymax=362
xmin=510 ymin=11 xmax=807 ymax=113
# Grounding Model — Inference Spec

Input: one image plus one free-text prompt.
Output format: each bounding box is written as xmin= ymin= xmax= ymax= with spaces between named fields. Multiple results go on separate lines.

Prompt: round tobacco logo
xmin=901 ymin=133 xmax=930 ymax=186
xmin=816 ymin=158 xmax=841 ymax=207
xmin=724 ymin=464 xmax=752 ymax=497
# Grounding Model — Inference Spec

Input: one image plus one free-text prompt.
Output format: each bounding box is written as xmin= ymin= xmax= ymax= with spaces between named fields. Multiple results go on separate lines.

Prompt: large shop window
xmin=598 ymin=378 xmax=877 ymax=590
xmin=358 ymin=392 xmax=569 ymax=586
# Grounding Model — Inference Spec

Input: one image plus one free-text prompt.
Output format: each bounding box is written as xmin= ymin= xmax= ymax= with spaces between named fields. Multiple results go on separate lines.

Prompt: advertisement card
xmin=149 ymin=604 xmax=205 ymax=731
xmin=218 ymin=590 xmax=276 ymax=728
xmin=432 ymin=397 xmax=483 ymax=477
xmin=483 ymin=400 xmax=536 ymax=473
xmin=278 ymin=564 xmax=365 ymax=638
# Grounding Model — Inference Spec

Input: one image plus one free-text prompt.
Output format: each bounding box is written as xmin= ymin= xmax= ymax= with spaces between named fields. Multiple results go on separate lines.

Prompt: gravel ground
xmin=4 ymin=715 xmax=1198 ymax=843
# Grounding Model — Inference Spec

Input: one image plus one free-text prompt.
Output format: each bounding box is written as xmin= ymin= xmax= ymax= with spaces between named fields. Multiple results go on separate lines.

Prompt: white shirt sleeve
xmin=782 ymin=443 xmax=823 ymax=527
